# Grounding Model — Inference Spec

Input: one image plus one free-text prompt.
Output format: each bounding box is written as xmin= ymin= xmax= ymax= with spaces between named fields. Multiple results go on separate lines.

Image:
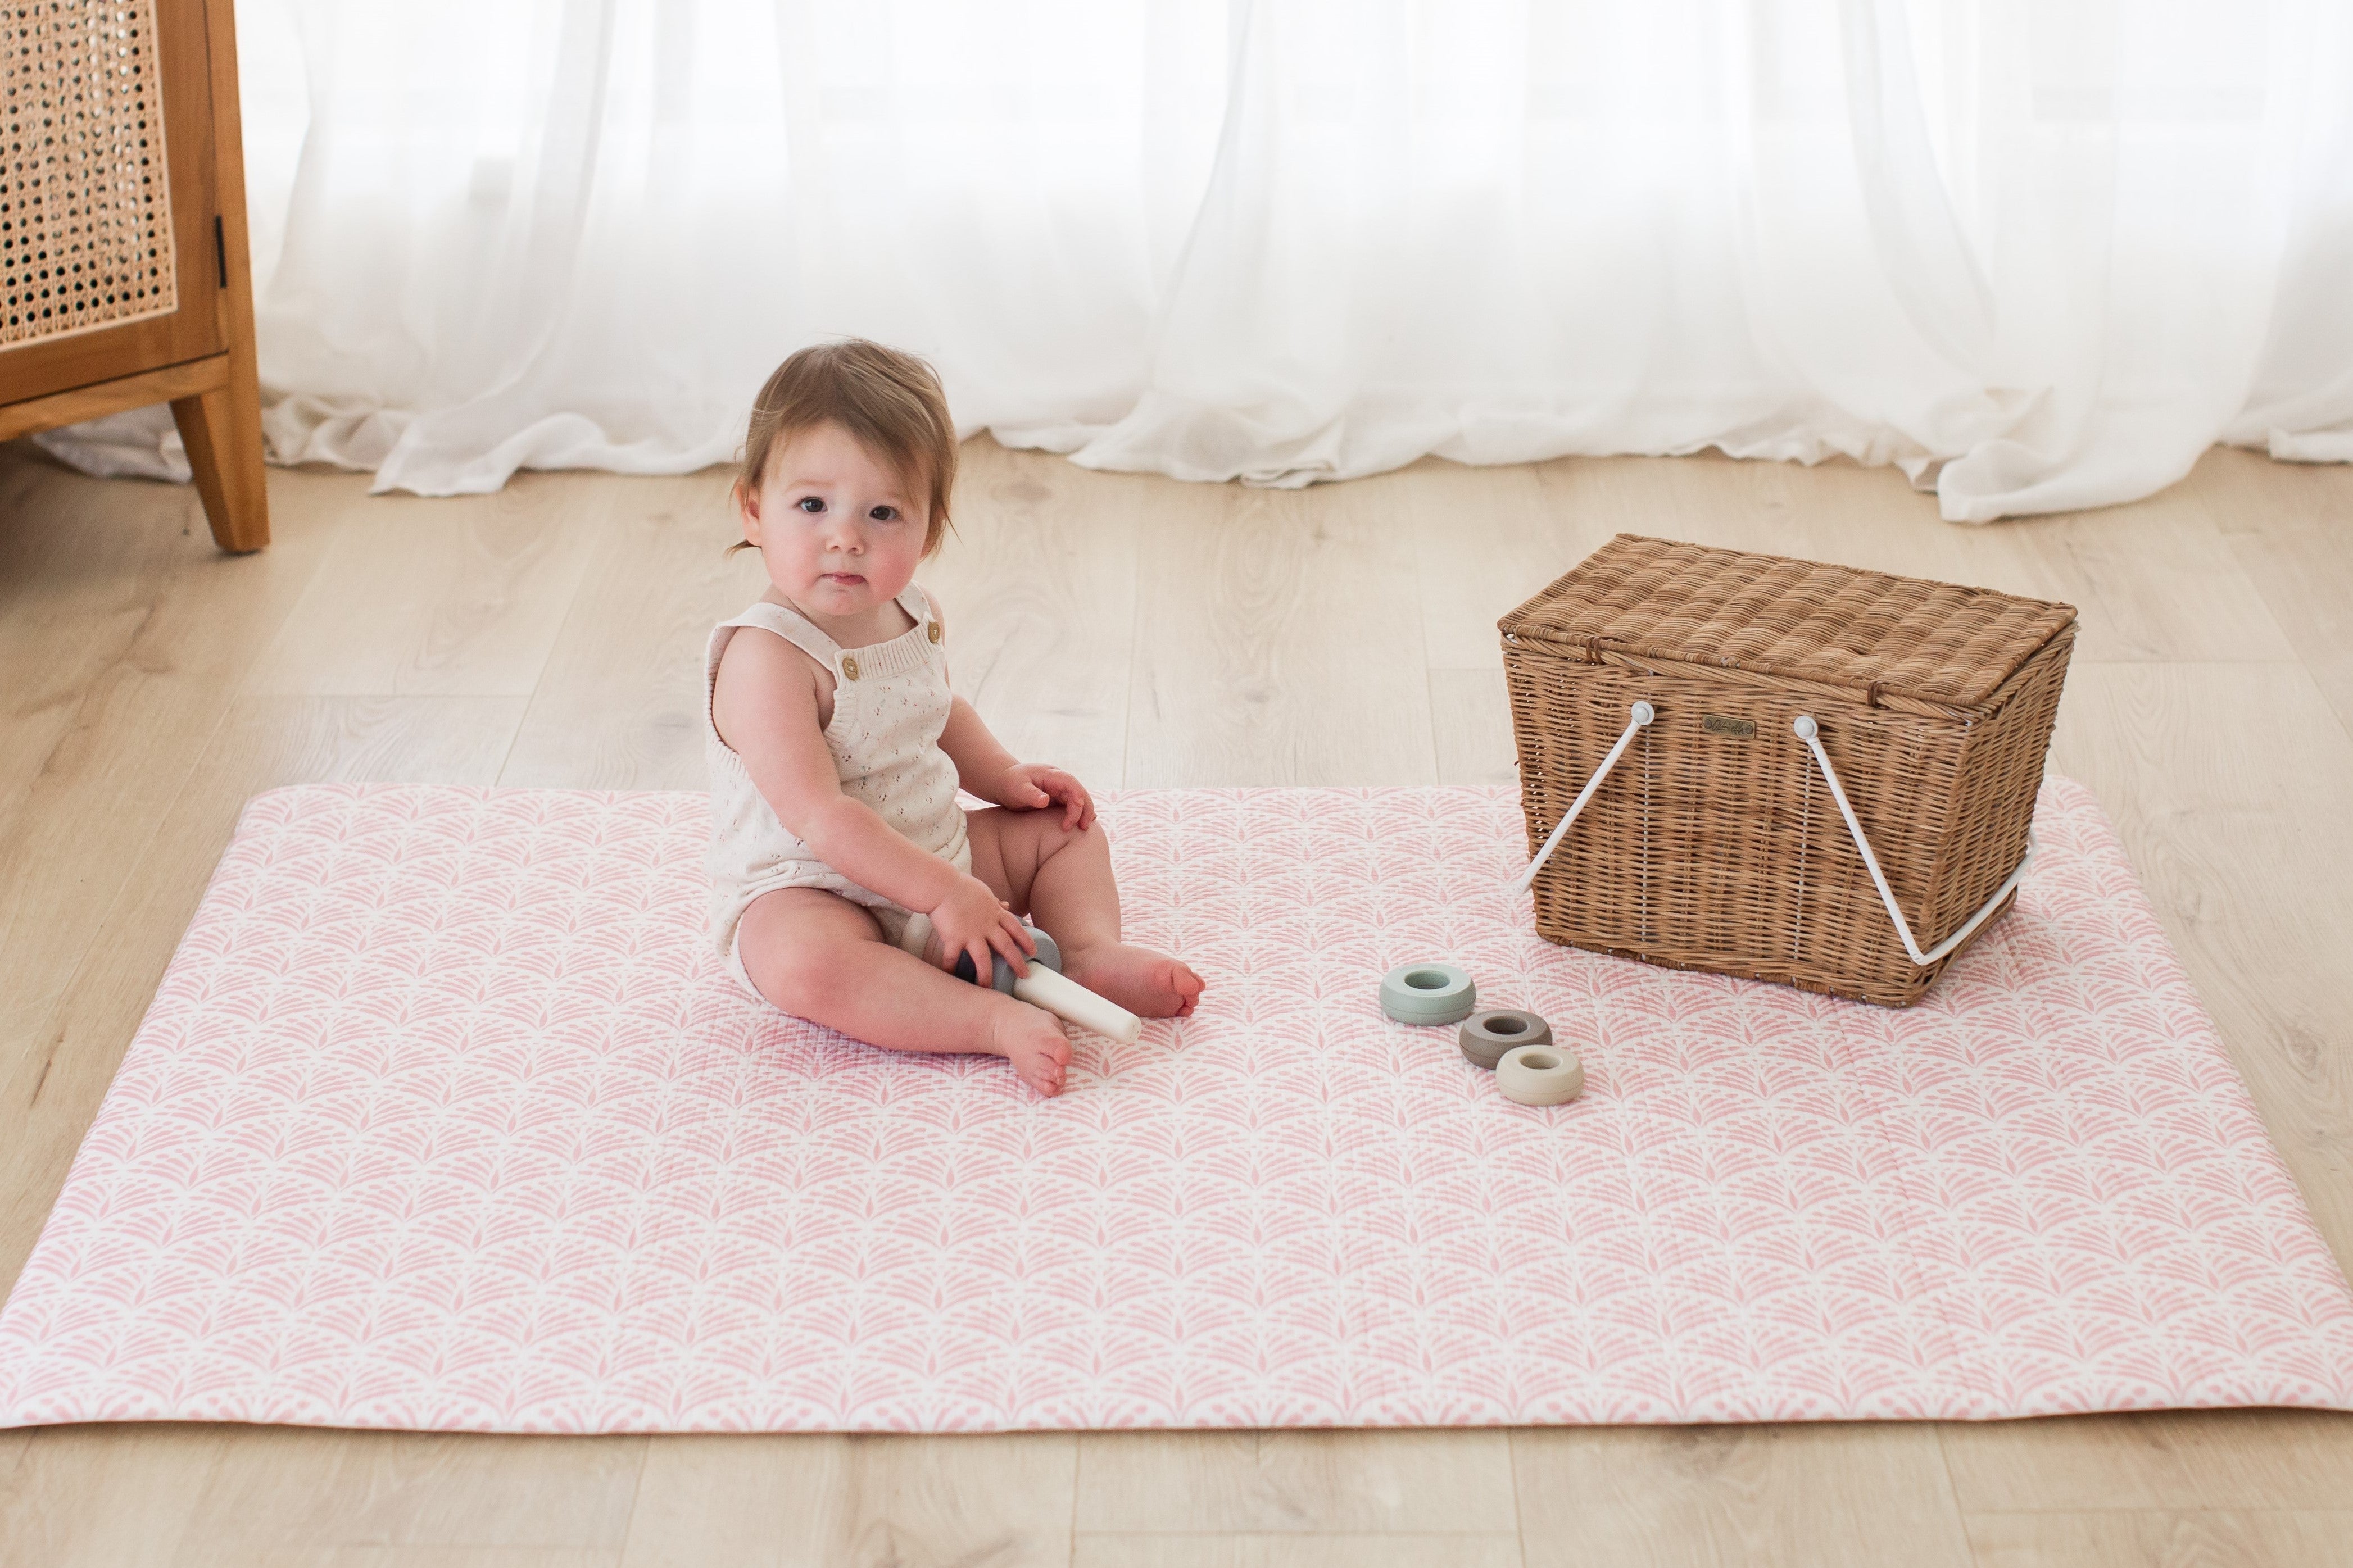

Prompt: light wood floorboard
xmin=1071 ymin=1535 xmax=1525 ymax=1568
xmin=1125 ymin=480 xmax=1436 ymax=788
xmin=1071 ymin=1430 xmax=1518 ymax=1534
xmin=2207 ymin=449 xmax=2353 ymax=736
xmin=2 ymin=434 xmax=2350 ymax=1567
xmin=1939 ymin=1408 xmax=2353 ymax=1512
xmin=618 ymin=1431 xmax=1077 ymax=1568
xmin=170 ymin=1429 xmax=646 ymax=1567
xmin=497 ymin=476 xmax=745 ymax=792
xmin=242 ymin=479 xmax=610 ymax=699
xmin=1964 ymin=1510 xmax=2353 ymax=1568
xmin=1511 ymin=1423 xmax=1975 ymax=1568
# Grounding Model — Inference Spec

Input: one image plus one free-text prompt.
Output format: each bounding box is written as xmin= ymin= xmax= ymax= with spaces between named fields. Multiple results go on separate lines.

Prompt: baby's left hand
xmin=997 ymin=763 xmax=1095 ymax=829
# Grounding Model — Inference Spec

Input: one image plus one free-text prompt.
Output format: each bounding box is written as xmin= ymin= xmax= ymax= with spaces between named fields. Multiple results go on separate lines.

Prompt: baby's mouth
xmin=820 ymin=571 xmax=866 ymax=585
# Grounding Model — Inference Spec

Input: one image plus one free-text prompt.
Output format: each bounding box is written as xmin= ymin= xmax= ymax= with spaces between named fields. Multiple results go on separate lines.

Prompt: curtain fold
xmin=37 ymin=0 xmax=2353 ymax=520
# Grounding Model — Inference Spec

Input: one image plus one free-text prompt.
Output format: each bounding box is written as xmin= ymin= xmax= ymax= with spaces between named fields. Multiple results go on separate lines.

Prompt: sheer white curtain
xmin=40 ymin=0 xmax=2353 ymax=520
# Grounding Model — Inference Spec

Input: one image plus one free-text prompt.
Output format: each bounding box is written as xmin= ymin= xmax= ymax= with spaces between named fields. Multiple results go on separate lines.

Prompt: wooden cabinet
xmin=0 ymin=0 xmax=269 ymax=551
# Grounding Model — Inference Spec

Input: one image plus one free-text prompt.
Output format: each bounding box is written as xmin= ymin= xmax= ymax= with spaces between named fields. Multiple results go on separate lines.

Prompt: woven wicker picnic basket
xmin=1499 ymin=534 xmax=2077 ymax=1007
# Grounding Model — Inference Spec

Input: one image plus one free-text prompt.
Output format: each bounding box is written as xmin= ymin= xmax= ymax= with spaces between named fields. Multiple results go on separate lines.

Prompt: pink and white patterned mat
xmin=3 ymin=781 xmax=2350 ymax=1434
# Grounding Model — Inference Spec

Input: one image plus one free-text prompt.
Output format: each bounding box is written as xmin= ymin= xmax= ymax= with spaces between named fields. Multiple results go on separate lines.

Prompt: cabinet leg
xmin=170 ymin=364 xmax=270 ymax=553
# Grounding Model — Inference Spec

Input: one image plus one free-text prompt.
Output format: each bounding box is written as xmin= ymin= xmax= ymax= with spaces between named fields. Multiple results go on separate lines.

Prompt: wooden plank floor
xmin=2 ymin=434 xmax=2350 ymax=1567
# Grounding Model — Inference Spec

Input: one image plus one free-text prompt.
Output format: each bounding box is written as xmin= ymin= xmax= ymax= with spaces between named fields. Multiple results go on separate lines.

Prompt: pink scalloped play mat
xmin=3 ymin=780 xmax=2351 ymax=1434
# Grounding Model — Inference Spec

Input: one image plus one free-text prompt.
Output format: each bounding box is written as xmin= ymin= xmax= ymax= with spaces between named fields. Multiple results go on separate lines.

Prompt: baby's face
xmin=740 ymin=421 xmax=928 ymax=626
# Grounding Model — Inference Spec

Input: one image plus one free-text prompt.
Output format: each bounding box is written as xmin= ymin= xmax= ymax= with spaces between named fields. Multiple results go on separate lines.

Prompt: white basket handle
xmin=1508 ymin=705 xmax=2033 ymax=969
xmin=1506 ymin=702 xmax=1653 ymax=895
xmin=1790 ymin=714 xmax=2033 ymax=967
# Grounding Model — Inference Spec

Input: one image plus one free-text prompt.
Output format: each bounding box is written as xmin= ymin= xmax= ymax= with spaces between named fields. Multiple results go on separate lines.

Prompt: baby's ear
xmin=733 ymin=480 xmax=761 ymax=542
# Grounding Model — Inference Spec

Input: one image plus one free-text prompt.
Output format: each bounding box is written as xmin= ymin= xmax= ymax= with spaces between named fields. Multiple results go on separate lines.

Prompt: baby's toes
xmin=1025 ymin=1034 xmax=1071 ymax=1096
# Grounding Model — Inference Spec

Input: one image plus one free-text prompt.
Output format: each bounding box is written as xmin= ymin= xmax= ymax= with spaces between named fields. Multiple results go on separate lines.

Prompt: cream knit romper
xmin=704 ymin=584 xmax=971 ymax=1001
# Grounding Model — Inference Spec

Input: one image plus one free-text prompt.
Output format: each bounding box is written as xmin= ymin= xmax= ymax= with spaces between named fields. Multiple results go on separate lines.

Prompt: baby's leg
xmin=735 ymin=887 xmax=1072 ymax=1096
xmin=965 ymin=808 xmax=1205 ymax=1020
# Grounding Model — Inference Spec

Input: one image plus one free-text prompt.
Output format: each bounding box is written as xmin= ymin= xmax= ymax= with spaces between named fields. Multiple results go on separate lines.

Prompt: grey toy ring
xmin=1379 ymin=962 xmax=1476 ymax=1025
xmin=948 ymin=924 xmax=1065 ymax=993
xmin=1495 ymin=1042 xmax=1584 ymax=1106
xmin=1459 ymin=1008 xmax=1552 ymax=1070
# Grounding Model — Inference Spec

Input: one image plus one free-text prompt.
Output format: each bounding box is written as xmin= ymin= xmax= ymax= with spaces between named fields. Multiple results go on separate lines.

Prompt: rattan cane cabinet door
xmin=1 ymin=0 xmax=224 ymax=402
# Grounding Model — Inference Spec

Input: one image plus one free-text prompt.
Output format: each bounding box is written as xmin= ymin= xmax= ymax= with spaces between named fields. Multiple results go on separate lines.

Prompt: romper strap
xmin=719 ymin=601 xmax=848 ymax=675
xmin=901 ymin=582 xmax=942 ymax=644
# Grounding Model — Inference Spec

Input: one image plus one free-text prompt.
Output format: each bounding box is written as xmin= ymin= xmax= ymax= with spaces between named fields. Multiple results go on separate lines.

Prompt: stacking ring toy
xmin=1458 ymin=1008 xmax=1552 ymax=1070
xmin=1379 ymin=962 xmax=1476 ymax=1025
xmin=950 ymin=925 xmax=1063 ymax=992
xmin=1495 ymin=1043 xmax=1585 ymax=1106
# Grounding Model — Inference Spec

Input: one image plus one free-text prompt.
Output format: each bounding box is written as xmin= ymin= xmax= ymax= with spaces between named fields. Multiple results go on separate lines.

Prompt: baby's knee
xmin=759 ymin=942 xmax=846 ymax=1014
xmin=741 ymin=903 xmax=868 ymax=1014
xmin=1044 ymin=813 xmax=1105 ymax=856
xmin=992 ymin=808 xmax=1092 ymax=870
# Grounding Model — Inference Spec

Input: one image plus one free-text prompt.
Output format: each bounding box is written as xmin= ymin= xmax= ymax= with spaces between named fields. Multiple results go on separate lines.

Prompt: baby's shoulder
xmin=711 ymin=619 xmax=835 ymax=749
xmin=715 ymin=617 xmax=833 ymax=694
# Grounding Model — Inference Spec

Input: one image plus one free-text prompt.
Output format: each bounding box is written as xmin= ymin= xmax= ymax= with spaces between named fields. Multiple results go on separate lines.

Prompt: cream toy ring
xmin=1495 ymin=1042 xmax=1584 ymax=1106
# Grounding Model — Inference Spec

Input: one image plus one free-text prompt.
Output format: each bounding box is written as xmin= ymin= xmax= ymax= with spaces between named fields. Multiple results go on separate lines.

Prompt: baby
xmin=705 ymin=339 xmax=1205 ymax=1096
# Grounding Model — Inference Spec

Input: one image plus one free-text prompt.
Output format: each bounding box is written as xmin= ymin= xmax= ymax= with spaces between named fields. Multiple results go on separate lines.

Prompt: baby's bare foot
xmin=1064 ymin=943 xmax=1205 ymax=1020
xmin=989 ymin=1001 xmax=1073 ymax=1097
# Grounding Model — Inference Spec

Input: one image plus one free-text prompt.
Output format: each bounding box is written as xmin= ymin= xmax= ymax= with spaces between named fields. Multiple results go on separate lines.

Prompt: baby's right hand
xmin=927 ymin=874 xmax=1035 ymax=984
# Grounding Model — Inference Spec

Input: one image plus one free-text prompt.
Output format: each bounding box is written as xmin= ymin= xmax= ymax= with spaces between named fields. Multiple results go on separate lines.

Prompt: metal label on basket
xmin=1702 ymin=713 xmax=1756 ymax=738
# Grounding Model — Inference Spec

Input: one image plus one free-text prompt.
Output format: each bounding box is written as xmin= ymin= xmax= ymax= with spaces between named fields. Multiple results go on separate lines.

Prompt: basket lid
xmin=1499 ymin=534 xmax=2077 ymax=712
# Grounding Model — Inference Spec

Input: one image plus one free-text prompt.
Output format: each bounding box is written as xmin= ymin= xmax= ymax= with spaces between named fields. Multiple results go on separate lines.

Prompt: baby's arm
xmin=928 ymin=597 xmax=1095 ymax=829
xmin=939 ymin=699 xmax=1095 ymax=830
xmin=711 ymin=628 xmax=1031 ymax=977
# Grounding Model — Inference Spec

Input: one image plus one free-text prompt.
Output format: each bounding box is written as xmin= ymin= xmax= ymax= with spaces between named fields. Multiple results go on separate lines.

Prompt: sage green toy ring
xmin=1459 ymin=1008 xmax=1552 ymax=1070
xmin=1379 ymin=962 xmax=1476 ymax=1025
xmin=1495 ymin=1043 xmax=1585 ymax=1106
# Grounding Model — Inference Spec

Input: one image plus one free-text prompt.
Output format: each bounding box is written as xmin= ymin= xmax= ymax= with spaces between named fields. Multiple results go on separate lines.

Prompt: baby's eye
xmin=869 ymin=505 xmax=899 ymax=522
xmin=797 ymin=496 xmax=825 ymax=513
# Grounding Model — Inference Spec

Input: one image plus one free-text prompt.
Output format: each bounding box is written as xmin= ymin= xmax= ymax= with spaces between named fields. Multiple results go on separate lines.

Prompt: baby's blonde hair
xmin=732 ymin=339 xmax=959 ymax=557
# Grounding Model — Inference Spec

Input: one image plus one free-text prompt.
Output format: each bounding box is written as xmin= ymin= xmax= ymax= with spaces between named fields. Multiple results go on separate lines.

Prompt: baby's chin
xmin=801 ymin=572 xmax=896 ymax=608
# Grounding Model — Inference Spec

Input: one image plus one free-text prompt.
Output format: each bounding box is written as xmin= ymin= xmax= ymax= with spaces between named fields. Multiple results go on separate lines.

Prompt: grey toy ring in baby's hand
xmin=898 ymin=912 xmax=1144 ymax=1044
